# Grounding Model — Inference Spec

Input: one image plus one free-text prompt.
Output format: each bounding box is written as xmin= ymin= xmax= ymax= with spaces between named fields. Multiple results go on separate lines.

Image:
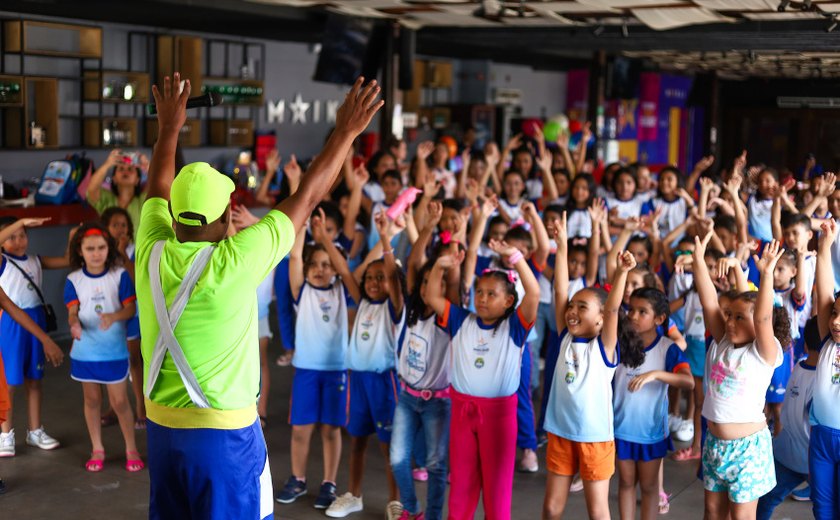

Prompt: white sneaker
xmin=674 ymin=421 xmax=695 ymax=443
xmin=325 ymin=492 xmax=363 ymax=518
xmin=385 ymin=500 xmax=403 ymax=520
xmin=0 ymin=430 xmax=14 ymax=457
xmin=26 ymin=426 xmax=60 ymax=450
xmin=668 ymin=414 xmax=683 ymax=433
xmin=570 ymin=475 xmax=584 ymax=493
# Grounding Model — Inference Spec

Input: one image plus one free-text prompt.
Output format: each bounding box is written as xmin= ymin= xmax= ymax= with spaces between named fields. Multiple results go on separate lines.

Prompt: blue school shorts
xmin=0 ymin=307 xmax=46 ymax=385
xmin=147 ymin=418 xmax=273 ymax=520
xmin=686 ymin=335 xmax=706 ymax=377
xmin=70 ymin=358 xmax=129 ymax=384
xmin=616 ymin=437 xmax=673 ymax=462
xmin=347 ymin=369 xmax=398 ymax=443
xmin=126 ymin=316 xmax=140 ymax=341
xmin=766 ymin=348 xmax=793 ymax=404
xmin=289 ymin=368 xmax=348 ymax=427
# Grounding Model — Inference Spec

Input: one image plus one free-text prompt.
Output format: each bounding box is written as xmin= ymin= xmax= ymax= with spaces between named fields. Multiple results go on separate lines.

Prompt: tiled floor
xmin=0 ymin=340 xmax=810 ymax=519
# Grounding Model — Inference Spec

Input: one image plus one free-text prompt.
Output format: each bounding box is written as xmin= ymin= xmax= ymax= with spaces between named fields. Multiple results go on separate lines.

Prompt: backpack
xmin=35 ymin=153 xmax=94 ymax=205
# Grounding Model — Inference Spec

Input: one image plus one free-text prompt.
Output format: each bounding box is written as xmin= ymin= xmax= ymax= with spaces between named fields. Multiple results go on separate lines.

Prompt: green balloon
xmin=543 ymin=120 xmax=563 ymax=142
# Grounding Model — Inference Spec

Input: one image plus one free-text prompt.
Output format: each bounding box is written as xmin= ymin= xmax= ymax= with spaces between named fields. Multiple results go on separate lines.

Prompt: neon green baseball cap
xmin=170 ymin=162 xmax=235 ymax=226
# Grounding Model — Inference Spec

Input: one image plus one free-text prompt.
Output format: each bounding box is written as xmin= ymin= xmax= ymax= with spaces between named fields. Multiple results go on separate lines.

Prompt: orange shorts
xmin=546 ymin=433 xmax=615 ymax=481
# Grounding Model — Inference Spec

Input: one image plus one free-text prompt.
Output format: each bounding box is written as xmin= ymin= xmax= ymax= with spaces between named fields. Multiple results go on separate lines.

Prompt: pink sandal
xmin=125 ymin=451 xmax=144 ymax=472
xmin=672 ymin=448 xmax=701 ymax=462
xmin=86 ymin=450 xmax=105 ymax=472
xmin=659 ymin=491 xmax=671 ymax=514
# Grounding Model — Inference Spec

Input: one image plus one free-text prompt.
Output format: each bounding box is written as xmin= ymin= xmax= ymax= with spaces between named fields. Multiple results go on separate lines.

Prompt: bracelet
xmin=508 ymin=250 xmax=524 ymax=265
xmin=383 ymin=249 xmax=394 ymax=256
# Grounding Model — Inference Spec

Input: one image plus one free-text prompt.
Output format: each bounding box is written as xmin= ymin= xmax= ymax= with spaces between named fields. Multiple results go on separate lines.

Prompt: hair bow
xmin=509 ymin=218 xmax=531 ymax=232
xmin=570 ymin=237 xmax=587 ymax=247
xmin=440 ymin=230 xmax=453 ymax=245
xmin=481 ymin=268 xmax=517 ymax=284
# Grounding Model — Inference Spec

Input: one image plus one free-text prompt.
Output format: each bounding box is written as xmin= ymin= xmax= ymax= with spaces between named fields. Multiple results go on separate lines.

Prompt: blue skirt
xmin=70 ymin=358 xmax=129 ymax=384
xmin=616 ymin=437 xmax=673 ymax=462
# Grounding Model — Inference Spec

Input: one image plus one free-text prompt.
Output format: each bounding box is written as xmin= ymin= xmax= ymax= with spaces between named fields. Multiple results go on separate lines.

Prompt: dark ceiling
xmin=4 ymin=0 xmax=840 ymax=71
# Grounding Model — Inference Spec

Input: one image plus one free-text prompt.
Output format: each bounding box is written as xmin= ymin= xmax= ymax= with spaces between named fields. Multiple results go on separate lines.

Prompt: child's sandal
xmin=125 ymin=451 xmax=144 ymax=472
xmin=658 ymin=491 xmax=671 ymax=515
xmin=86 ymin=450 xmax=105 ymax=472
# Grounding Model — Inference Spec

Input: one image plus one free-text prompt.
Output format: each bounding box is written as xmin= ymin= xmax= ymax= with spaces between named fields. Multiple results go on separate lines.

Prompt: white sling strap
xmin=145 ymin=240 xmax=216 ymax=408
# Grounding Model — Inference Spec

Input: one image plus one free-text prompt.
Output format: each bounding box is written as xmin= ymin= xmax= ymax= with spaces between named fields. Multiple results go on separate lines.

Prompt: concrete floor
xmin=0 ymin=339 xmax=811 ymax=519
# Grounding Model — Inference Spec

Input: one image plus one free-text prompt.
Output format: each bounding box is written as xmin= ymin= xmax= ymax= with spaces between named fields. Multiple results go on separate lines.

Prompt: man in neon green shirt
xmin=137 ymin=72 xmax=382 ymax=520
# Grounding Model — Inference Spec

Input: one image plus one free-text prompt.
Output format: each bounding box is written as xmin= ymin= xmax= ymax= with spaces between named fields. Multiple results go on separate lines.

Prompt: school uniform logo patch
xmin=475 ymin=357 xmax=485 ymax=369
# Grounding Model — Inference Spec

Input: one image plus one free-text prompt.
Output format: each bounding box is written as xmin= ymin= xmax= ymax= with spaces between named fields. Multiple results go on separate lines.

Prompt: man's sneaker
xmin=790 ymin=484 xmax=811 ymax=502
xmin=25 ymin=427 xmax=59 ymax=450
xmin=314 ymin=481 xmax=337 ymax=509
xmin=325 ymin=492 xmax=363 ymax=518
xmin=399 ymin=511 xmax=424 ymax=520
xmin=275 ymin=476 xmax=307 ymax=504
xmin=673 ymin=421 xmax=694 ymax=443
xmin=385 ymin=500 xmax=404 ymax=520
xmin=0 ymin=430 xmax=14 ymax=458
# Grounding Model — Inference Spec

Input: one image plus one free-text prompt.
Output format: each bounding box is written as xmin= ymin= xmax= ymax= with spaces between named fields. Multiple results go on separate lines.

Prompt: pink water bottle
xmin=386 ymin=187 xmax=422 ymax=220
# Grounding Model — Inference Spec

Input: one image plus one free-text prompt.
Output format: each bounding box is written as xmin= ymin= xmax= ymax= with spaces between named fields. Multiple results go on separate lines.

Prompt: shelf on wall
xmin=145 ymin=118 xmax=201 ymax=147
xmin=209 ymin=119 xmax=254 ymax=147
xmin=0 ymin=75 xmax=23 ymax=107
xmin=4 ymin=20 xmax=102 ymax=59
xmin=84 ymin=117 xmax=138 ymax=148
xmin=83 ymin=70 xmax=150 ymax=103
xmin=3 ymin=77 xmax=59 ymax=149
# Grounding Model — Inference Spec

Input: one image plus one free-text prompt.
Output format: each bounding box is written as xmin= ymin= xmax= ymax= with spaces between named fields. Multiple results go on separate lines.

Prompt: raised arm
xmin=412 ymin=141 xmax=434 ymax=189
xmin=0 ymin=218 xmax=49 ymax=247
xmin=288 ymin=219 xmax=307 ymax=301
xmin=375 ymin=211 xmax=404 ymax=316
xmin=407 ymin=200 xmax=441 ymax=289
xmin=147 ymin=73 xmax=191 ymax=201
xmin=693 ymin=231 xmax=726 ymax=343
xmin=255 ymin=149 xmax=281 ymax=207
xmin=585 ymin=199 xmax=604 ymax=286
xmin=697 ymin=177 xmax=714 ymax=219
xmin=771 ymin=187 xmax=783 ymax=241
xmin=607 ymin=217 xmax=640 ymax=282
xmin=685 ymin=155 xmax=714 ymax=196
xmin=753 ymin=240 xmax=785 ymax=364
xmin=489 ymin=239 xmax=539 ymax=324
xmin=343 ymin=163 xmax=368 ymax=241
xmin=552 ymin=212 xmax=570 ymax=330
xmin=816 ymin=220 xmax=836 ymax=339
xmin=522 ymin=202 xmax=550 ymax=268
xmin=86 ymin=149 xmax=122 ymax=204
xmin=575 ymin=122 xmax=591 ymax=175
xmin=427 ymin=252 xmax=460 ymax=316
xmin=603 ymin=251 xmax=636 ymax=361
xmin=463 ymin=196 xmax=496 ymax=291
xmin=792 ymin=250 xmax=811 ymax=305
xmin=313 ymin=208 xmax=361 ymax=304
xmin=278 ymin=79 xmax=382 ymax=231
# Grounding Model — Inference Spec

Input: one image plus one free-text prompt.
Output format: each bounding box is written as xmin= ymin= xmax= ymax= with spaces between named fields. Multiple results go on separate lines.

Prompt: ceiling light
xmin=778 ymin=0 xmax=790 ymax=12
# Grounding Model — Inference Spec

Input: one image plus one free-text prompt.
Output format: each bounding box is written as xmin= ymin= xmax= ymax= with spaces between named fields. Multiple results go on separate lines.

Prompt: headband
xmin=82 ymin=228 xmax=105 ymax=238
xmin=481 ymin=268 xmax=517 ymax=284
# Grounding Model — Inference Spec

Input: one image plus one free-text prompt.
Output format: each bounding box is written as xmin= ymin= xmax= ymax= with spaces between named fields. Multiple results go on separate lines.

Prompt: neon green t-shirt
xmin=136 ymin=198 xmax=294 ymax=427
xmin=90 ymin=190 xmax=146 ymax=238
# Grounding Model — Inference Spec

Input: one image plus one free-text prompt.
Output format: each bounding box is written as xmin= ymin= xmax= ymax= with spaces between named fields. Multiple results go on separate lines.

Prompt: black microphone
xmin=147 ymin=92 xmax=223 ymax=115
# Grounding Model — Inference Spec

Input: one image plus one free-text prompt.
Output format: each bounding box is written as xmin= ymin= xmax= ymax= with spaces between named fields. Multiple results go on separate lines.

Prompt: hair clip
xmin=481 ymin=268 xmax=516 ymax=284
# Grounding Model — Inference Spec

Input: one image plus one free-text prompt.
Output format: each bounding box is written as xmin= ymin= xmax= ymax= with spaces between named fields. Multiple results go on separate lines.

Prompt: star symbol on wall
xmin=289 ymin=93 xmax=310 ymax=124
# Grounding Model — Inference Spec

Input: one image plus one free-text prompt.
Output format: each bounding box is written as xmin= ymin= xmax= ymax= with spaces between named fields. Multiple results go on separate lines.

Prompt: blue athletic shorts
xmin=126 ymin=316 xmax=140 ymax=340
xmin=347 ymin=369 xmax=398 ymax=443
xmin=686 ymin=335 xmax=706 ymax=377
xmin=70 ymin=358 xmax=129 ymax=384
xmin=616 ymin=437 xmax=672 ymax=462
xmin=702 ymin=427 xmax=776 ymax=503
xmin=289 ymin=368 xmax=348 ymax=427
xmin=147 ymin=418 xmax=273 ymax=520
xmin=766 ymin=348 xmax=793 ymax=404
xmin=0 ymin=307 xmax=46 ymax=385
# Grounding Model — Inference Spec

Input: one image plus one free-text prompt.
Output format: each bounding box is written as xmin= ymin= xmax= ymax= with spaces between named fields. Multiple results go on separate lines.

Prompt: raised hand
xmin=552 ymin=211 xmax=568 ymax=243
xmin=488 ymin=239 xmax=519 ymax=257
xmin=694 ymin=155 xmax=715 ymax=173
xmin=752 ymin=239 xmax=785 ymax=276
xmin=374 ymin=210 xmax=389 ymax=241
xmin=423 ymin=177 xmax=441 ymax=198
xmin=624 ymin=216 xmax=641 ymax=233
xmin=416 ymin=141 xmax=435 ymax=162
xmin=265 ymin=149 xmax=281 ymax=175
xmin=436 ymin=250 xmax=465 ymax=269
xmin=715 ymin=256 xmax=741 ymax=280
xmin=353 ymin=163 xmax=370 ymax=187
xmin=284 ymin=154 xmax=302 ymax=184
xmin=588 ymin=197 xmax=607 ymax=223
xmin=484 ymin=142 xmax=500 ymax=167
xmin=820 ymin=172 xmax=837 ymax=198
xmin=505 ymin=134 xmax=523 ymax=152
xmin=20 ymin=217 xmax=50 ymax=228
xmin=151 ymin=72 xmax=190 ymax=136
xmin=310 ymin=207 xmax=328 ymax=244
xmin=231 ymin=205 xmax=260 ymax=229
xmin=427 ymin=200 xmax=443 ymax=228
xmin=820 ymin=219 xmax=837 ymax=251
xmin=617 ymin=250 xmax=637 ymax=273
xmin=521 ymin=201 xmax=539 ymax=222
xmin=105 ymin=148 xmax=123 ymax=167
xmin=699 ymin=176 xmax=715 ymax=195
xmin=734 ymin=150 xmax=747 ymax=174
xmin=480 ymin=194 xmax=499 ymax=218
xmin=465 ymin=178 xmax=480 ymax=203
xmin=334 ymin=77 xmax=383 ymax=137
xmin=693 ymin=230 xmax=714 ymax=264
xmin=674 ymin=254 xmax=694 ymax=275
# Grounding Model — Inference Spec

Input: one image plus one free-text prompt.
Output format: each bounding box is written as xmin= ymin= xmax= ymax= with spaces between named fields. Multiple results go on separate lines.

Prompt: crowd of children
xmin=1 ymin=115 xmax=839 ymax=520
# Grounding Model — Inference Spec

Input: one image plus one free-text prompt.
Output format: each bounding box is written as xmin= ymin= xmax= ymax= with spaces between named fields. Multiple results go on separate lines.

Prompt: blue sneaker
xmin=790 ymin=485 xmax=810 ymax=502
xmin=314 ymin=481 xmax=337 ymax=509
xmin=275 ymin=476 xmax=307 ymax=504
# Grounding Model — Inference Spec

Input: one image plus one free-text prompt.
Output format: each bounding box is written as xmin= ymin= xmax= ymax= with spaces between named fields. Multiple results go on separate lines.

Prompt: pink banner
xmin=638 ymin=72 xmax=660 ymax=142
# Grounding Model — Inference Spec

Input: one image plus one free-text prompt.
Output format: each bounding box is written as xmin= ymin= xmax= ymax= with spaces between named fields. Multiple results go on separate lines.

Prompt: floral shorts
xmin=702 ymin=427 xmax=776 ymax=503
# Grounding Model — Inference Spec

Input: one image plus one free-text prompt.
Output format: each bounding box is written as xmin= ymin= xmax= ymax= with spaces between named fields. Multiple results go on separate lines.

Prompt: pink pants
xmin=448 ymin=388 xmax=518 ymax=520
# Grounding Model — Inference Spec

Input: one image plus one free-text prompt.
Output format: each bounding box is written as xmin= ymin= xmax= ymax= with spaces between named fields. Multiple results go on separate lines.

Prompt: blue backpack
xmin=35 ymin=154 xmax=93 ymax=205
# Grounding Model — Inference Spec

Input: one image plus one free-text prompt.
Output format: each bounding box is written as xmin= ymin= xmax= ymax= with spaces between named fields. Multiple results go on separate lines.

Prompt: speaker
xmin=398 ymin=28 xmax=415 ymax=90
xmin=360 ymin=22 xmax=388 ymax=83
xmin=313 ymin=15 xmax=374 ymax=85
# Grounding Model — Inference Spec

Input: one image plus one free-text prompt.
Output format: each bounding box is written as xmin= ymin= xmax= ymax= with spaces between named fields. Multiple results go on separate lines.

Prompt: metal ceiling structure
xmin=6 ymin=0 xmax=840 ymax=75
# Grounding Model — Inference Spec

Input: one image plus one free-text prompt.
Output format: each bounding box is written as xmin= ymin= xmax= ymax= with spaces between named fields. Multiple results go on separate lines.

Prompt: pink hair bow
xmin=440 ymin=230 xmax=452 ymax=245
xmin=482 ymin=268 xmax=517 ymax=284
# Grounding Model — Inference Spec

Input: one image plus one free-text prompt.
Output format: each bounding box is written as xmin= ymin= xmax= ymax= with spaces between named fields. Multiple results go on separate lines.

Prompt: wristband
xmin=508 ymin=250 xmax=524 ymax=265
xmin=383 ymin=249 xmax=394 ymax=256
